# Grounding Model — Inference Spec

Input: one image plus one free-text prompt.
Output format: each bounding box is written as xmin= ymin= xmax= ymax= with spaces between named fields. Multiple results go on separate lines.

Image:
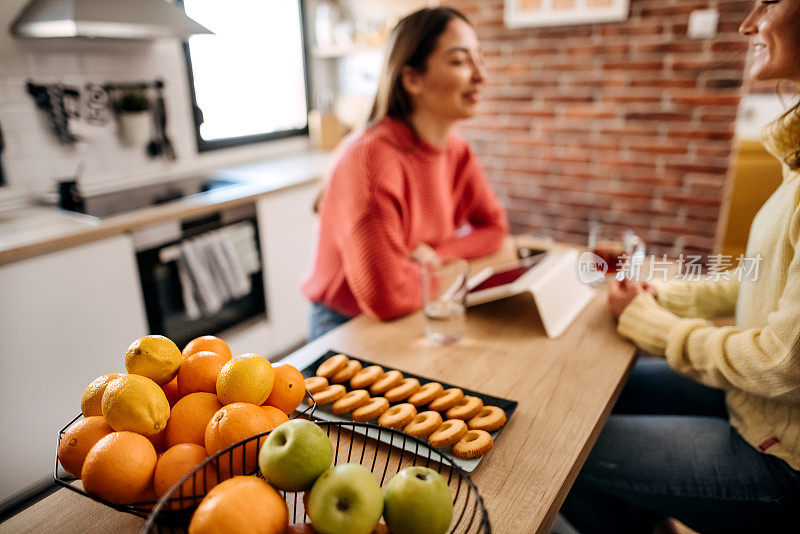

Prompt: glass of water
xmin=420 ymin=259 xmax=469 ymax=345
xmin=588 ymin=224 xmax=646 ymax=280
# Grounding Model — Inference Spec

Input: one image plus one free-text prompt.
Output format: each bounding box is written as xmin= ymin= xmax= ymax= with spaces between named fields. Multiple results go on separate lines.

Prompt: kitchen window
xmin=179 ymin=0 xmax=310 ymax=151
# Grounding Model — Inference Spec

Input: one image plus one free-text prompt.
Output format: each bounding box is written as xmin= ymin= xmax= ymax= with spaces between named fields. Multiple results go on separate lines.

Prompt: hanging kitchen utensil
xmin=0 ymin=118 xmax=6 ymax=186
xmin=146 ymin=89 xmax=163 ymax=158
xmin=154 ymin=81 xmax=176 ymax=160
xmin=26 ymin=82 xmax=80 ymax=145
xmin=83 ymin=83 xmax=112 ymax=126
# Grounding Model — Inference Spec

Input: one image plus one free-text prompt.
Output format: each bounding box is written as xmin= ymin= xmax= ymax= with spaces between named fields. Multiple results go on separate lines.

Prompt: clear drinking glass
xmin=588 ymin=225 xmax=646 ymax=278
xmin=420 ymin=259 xmax=469 ymax=345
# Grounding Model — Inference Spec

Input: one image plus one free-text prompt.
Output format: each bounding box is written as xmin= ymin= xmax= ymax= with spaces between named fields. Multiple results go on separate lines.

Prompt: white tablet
xmin=466 ymin=252 xmax=547 ymax=306
xmin=467 ymin=248 xmax=596 ymax=338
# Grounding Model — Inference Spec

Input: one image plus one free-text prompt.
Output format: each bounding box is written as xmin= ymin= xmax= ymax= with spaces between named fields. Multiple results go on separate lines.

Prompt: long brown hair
xmin=313 ymin=7 xmax=472 ymax=213
xmin=367 ymin=7 xmax=471 ymax=124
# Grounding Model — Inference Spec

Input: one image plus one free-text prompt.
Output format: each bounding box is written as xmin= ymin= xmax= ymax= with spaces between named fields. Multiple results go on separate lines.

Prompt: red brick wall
xmin=449 ymin=0 xmax=752 ymax=256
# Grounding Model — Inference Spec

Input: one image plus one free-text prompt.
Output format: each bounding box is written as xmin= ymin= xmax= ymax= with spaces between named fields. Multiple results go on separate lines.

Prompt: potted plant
xmin=115 ymin=89 xmax=151 ymax=146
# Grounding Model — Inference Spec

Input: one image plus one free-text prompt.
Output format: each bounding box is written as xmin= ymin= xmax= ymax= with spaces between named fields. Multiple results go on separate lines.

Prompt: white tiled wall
xmin=0 ymin=0 xmax=310 ymax=199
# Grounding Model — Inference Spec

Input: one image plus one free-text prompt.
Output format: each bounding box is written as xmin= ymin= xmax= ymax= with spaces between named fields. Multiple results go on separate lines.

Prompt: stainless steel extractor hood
xmin=10 ymin=0 xmax=213 ymax=40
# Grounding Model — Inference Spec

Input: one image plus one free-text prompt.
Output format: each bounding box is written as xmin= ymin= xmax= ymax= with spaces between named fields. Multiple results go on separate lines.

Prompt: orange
xmin=216 ymin=353 xmax=274 ymax=406
xmin=57 ymin=416 xmax=114 ymax=478
xmin=134 ymin=481 xmax=159 ymax=509
xmin=260 ymin=406 xmax=289 ymax=428
xmin=81 ymin=373 xmax=123 ymax=417
xmin=178 ymin=351 xmax=229 ymax=396
xmin=154 ymin=444 xmax=218 ymax=509
xmin=183 ymin=335 xmax=232 ymax=360
xmin=165 ymin=392 xmax=223 ymax=448
xmin=125 ymin=335 xmax=182 ymax=385
xmin=188 ymin=476 xmax=288 ymax=534
xmin=263 ymin=364 xmax=305 ymax=414
xmin=204 ymin=403 xmax=279 ymax=478
xmin=161 ymin=376 xmax=182 ymax=407
xmin=101 ymin=374 xmax=171 ymax=436
xmin=81 ymin=431 xmax=158 ymax=505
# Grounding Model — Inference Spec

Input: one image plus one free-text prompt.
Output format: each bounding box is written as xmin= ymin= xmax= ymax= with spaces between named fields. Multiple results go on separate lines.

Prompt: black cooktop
xmin=63 ymin=175 xmax=240 ymax=219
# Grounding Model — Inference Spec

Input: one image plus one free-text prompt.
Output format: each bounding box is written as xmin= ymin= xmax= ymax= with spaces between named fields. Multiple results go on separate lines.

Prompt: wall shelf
xmin=311 ymin=43 xmax=381 ymax=59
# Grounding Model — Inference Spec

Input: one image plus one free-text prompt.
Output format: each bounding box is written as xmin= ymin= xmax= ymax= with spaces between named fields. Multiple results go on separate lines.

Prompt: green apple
xmin=258 ymin=419 xmax=334 ymax=491
xmin=307 ymin=463 xmax=383 ymax=534
xmin=383 ymin=466 xmax=453 ymax=534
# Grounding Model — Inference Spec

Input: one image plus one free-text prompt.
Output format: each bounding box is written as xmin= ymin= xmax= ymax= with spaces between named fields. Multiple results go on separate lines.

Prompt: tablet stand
xmin=467 ymin=248 xmax=595 ymax=338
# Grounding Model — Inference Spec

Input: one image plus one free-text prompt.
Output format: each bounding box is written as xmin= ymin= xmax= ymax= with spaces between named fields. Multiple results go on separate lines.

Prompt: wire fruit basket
xmin=143 ymin=421 xmax=491 ymax=533
xmin=53 ymin=396 xmax=317 ymax=520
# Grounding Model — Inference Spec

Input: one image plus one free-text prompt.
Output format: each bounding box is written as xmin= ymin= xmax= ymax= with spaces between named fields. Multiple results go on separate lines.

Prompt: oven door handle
xmin=158 ymin=244 xmax=181 ymax=264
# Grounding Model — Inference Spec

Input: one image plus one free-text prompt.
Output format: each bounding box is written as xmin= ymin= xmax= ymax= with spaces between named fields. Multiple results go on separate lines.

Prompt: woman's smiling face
xmin=739 ymin=0 xmax=800 ymax=82
xmin=403 ymin=18 xmax=486 ymax=122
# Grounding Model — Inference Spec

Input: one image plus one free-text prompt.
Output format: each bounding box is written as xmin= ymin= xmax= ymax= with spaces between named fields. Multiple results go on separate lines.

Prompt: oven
xmin=132 ymin=202 xmax=266 ymax=348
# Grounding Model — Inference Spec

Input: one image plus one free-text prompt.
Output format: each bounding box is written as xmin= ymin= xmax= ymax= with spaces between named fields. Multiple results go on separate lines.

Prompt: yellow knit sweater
xmin=617 ymin=109 xmax=800 ymax=469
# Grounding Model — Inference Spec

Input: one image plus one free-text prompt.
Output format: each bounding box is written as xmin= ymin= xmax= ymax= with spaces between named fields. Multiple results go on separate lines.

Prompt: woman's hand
xmin=411 ymin=243 xmax=441 ymax=267
xmin=608 ymin=278 xmax=657 ymax=319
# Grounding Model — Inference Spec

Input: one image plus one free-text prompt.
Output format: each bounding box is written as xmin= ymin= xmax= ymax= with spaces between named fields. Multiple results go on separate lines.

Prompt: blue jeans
xmin=309 ymin=301 xmax=352 ymax=341
xmin=561 ymin=356 xmax=800 ymax=534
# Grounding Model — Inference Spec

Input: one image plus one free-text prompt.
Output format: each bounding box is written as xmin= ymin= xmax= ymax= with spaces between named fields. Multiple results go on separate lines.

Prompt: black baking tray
xmin=301 ymin=350 xmax=518 ymax=471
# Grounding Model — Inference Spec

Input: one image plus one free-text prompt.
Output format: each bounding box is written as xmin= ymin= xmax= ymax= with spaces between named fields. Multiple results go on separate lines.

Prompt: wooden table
xmin=2 ymin=240 xmax=637 ymax=533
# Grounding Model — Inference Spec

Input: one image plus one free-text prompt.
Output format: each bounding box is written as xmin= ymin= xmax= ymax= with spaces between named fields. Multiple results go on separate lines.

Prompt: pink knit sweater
xmin=302 ymin=117 xmax=509 ymax=320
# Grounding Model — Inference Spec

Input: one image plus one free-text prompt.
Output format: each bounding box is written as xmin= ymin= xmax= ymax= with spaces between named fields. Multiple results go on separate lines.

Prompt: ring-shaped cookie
xmin=384 ymin=378 xmax=421 ymax=403
xmin=316 ymin=354 xmax=349 ymax=378
xmin=428 ymin=419 xmax=468 ymax=448
xmin=309 ymin=384 xmax=346 ymax=405
xmin=330 ymin=360 xmax=362 ymax=383
xmin=428 ymin=388 xmax=464 ymax=412
xmin=369 ymin=370 xmax=404 ymax=395
xmin=407 ymin=381 xmax=444 ymax=407
xmin=445 ymin=396 xmax=484 ymax=420
xmin=468 ymin=406 xmax=507 ymax=432
xmin=452 ymin=429 xmax=494 ymax=459
xmin=404 ymin=411 xmax=444 ymax=438
xmin=351 ymin=397 xmax=390 ymax=422
xmin=350 ymin=365 xmax=384 ymax=389
xmin=331 ymin=389 xmax=371 ymax=415
xmin=377 ymin=403 xmax=417 ymax=429
xmin=304 ymin=376 xmax=329 ymax=395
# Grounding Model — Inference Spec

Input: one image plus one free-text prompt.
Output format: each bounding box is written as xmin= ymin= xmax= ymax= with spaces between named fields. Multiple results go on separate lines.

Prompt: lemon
xmin=81 ymin=373 xmax=123 ymax=417
xmin=101 ymin=374 xmax=171 ymax=436
xmin=125 ymin=335 xmax=182 ymax=385
xmin=216 ymin=353 xmax=275 ymax=405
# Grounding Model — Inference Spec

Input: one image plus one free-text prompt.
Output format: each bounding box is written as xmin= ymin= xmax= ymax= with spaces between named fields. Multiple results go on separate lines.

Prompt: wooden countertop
xmin=0 ymin=151 xmax=331 ymax=266
xmin=2 ymin=240 xmax=637 ymax=533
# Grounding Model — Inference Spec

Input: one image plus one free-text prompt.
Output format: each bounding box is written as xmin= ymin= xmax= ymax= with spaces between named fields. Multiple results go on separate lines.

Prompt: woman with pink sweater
xmin=303 ymin=7 xmax=508 ymax=339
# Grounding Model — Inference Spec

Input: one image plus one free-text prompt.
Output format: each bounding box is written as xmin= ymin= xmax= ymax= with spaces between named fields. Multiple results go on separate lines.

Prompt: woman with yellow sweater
xmin=562 ymin=2 xmax=800 ymax=532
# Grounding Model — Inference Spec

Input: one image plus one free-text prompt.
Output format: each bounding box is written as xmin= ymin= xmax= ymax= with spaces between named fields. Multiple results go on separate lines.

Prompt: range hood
xmin=10 ymin=0 xmax=213 ymax=40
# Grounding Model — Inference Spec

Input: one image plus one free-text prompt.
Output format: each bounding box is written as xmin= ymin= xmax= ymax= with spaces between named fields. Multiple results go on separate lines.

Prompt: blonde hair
xmin=784 ymin=101 xmax=800 ymax=170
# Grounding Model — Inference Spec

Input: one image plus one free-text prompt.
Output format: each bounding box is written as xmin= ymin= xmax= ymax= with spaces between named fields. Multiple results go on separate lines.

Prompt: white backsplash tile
xmin=1 ymin=77 xmax=30 ymax=105
xmin=26 ymin=53 xmax=81 ymax=76
xmin=0 ymin=17 xmax=313 ymax=200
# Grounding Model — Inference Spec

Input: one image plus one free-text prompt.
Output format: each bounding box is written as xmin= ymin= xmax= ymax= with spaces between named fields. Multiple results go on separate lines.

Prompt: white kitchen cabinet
xmin=0 ymin=234 xmax=148 ymax=510
xmin=228 ymin=184 xmax=318 ymax=359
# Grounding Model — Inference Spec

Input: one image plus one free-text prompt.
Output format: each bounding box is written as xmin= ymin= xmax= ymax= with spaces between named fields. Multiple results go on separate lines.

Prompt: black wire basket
xmin=53 ymin=393 xmax=317 ymax=520
xmin=143 ymin=420 xmax=491 ymax=533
